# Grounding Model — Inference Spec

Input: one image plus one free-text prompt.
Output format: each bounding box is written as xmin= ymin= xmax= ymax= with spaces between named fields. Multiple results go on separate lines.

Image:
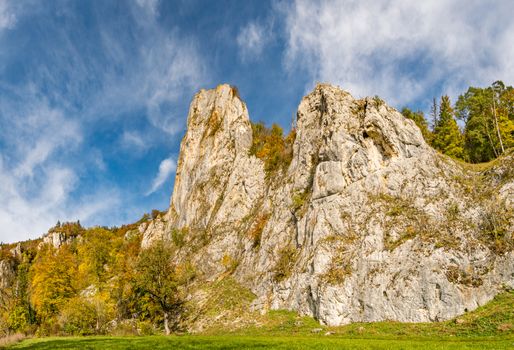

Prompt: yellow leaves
xmin=250 ymin=122 xmax=295 ymax=175
xmin=30 ymin=246 xmax=77 ymax=320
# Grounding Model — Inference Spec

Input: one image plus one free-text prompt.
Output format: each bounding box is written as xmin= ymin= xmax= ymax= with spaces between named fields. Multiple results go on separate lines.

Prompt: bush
xmin=58 ymin=297 xmax=98 ymax=335
xmin=6 ymin=306 xmax=31 ymax=333
xmin=250 ymin=122 xmax=295 ymax=176
xmin=108 ymin=319 xmax=139 ymax=336
xmin=137 ymin=320 xmax=157 ymax=335
xmin=273 ymin=246 xmax=297 ymax=282
xmin=373 ymin=95 xmax=384 ymax=108
xmin=151 ymin=209 xmax=163 ymax=220
xmin=171 ymin=228 xmax=188 ymax=248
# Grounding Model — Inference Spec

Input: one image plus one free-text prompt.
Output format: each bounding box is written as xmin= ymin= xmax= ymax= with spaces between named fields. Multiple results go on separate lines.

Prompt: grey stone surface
xmin=140 ymin=83 xmax=514 ymax=326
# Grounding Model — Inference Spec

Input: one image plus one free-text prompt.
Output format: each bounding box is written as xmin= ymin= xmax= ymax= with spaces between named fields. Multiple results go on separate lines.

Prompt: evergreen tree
xmin=432 ymin=95 xmax=465 ymax=159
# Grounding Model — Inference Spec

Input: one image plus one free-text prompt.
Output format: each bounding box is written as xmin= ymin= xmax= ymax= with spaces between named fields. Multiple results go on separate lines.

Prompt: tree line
xmin=402 ymin=81 xmax=514 ymax=162
xmin=0 ymin=220 xmax=189 ymax=336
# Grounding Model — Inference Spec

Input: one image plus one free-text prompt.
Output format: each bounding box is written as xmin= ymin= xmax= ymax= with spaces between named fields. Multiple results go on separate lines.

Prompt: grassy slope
xmin=6 ymin=290 xmax=514 ymax=349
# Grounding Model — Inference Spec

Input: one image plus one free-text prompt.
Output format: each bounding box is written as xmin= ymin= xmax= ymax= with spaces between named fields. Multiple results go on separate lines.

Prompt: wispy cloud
xmin=0 ymin=2 xmax=208 ymax=242
xmin=0 ymin=0 xmax=16 ymax=30
xmin=281 ymin=0 xmax=514 ymax=106
xmin=0 ymin=90 xmax=116 ymax=242
xmin=121 ymin=130 xmax=149 ymax=152
xmin=237 ymin=21 xmax=271 ymax=62
xmin=146 ymin=156 xmax=176 ymax=196
xmin=135 ymin=0 xmax=160 ymax=17
xmin=0 ymin=149 xmax=119 ymax=243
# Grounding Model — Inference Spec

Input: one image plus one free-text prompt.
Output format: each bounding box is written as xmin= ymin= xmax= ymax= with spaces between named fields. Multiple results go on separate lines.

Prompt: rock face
xmin=142 ymin=84 xmax=514 ymax=326
xmin=41 ymin=232 xmax=67 ymax=249
xmin=0 ymin=259 xmax=15 ymax=289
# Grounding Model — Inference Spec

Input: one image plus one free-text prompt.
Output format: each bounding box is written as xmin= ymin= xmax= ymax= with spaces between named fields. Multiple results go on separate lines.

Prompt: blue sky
xmin=0 ymin=0 xmax=513 ymax=243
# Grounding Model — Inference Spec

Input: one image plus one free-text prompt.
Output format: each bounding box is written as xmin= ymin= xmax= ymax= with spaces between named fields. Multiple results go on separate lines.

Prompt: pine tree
xmin=432 ymin=95 xmax=465 ymax=159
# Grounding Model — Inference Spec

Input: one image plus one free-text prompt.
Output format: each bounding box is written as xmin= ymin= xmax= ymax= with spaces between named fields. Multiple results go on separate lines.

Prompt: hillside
xmin=0 ymin=84 xmax=513 ymax=336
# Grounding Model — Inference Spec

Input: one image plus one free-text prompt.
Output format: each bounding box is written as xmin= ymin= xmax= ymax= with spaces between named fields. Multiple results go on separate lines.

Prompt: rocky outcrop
xmin=142 ymin=84 xmax=514 ymax=326
xmin=0 ymin=259 xmax=15 ymax=289
xmin=40 ymin=232 xmax=67 ymax=249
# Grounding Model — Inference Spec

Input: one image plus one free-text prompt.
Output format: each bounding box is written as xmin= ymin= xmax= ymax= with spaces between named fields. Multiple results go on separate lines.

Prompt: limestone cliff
xmin=142 ymin=84 xmax=514 ymax=326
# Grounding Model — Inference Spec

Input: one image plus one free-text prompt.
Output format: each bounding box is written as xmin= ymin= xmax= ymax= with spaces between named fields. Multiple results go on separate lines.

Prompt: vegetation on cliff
xmin=249 ymin=122 xmax=295 ymax=175
xmin=402 ymin=81 xmax=514 ymax=162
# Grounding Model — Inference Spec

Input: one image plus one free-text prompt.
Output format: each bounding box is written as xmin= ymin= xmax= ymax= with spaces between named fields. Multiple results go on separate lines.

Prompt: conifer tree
xmin=432 ymin=95 xmax=465 ymax=159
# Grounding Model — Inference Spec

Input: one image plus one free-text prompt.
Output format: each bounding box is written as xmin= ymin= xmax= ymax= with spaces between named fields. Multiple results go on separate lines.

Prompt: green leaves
xmin=249 ymin=122 xmax=295 ymax=176
xmin=456 ymin=81 xmax=514 ymax=162
xmin=432 ymin=95 xmax=465 ymax=159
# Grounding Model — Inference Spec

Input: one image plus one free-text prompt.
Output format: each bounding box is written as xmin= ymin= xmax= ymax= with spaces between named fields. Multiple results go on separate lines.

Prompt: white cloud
xmin=0 ymin=0 xmax=16 ymax=30
xmin=281 ymin=0 xmax=514 ymax=107
xmin=121 ymin=130 xmax=148 ymax=151
xmin=85 ymin=13 xmax=206 ymax=136
xmin=237 ymin=21 xmax=270 ymax=62
xmin=0 ymin=149 xmax=119 ymax=243
xmin=146 ymin=157 xmax=176 ymax=195
xmin=0 ymin=1 xmax=208 ymax=242
xmin=11 ymin=104 xmax=81 ymax=177
xmin=0 ymin=94 xmax=115 ymax=242
xmin=135 ymin=0 xmax=160 ymax=17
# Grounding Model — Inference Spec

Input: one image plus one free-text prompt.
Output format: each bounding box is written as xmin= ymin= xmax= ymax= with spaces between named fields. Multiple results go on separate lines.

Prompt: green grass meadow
xmin=5 ymin=290 xmax=514 ymax=349
xmin=8 ymin=335 xmax=514 ymax=350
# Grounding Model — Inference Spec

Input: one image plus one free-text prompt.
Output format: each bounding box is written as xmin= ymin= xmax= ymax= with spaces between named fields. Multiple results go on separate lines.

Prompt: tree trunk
xmin=484 ymin=117 xmax=499 ymax=158
xmin=164 ymin=310 xmax=170 ymax=335
xmin=492 ymin=100 xmax=505 ymax=154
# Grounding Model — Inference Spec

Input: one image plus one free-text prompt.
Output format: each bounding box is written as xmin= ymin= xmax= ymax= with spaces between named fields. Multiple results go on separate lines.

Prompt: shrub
xmin=137 ymin=320 xmax=157 ymax=335
xmin=6 ymin=306 xmax=31 ymax=333
xmin=273 ymin=246 xmax=297 ymax=282
xmin=58 ymin=297 xmax=98 ymax=335
xmin=250 ymin=122 xmax=295 ymax=176
xmin=171 ymin=228 xmax=188 ymax=248
xmin=373 ymin=95 xmax=384 ymax=108
xmin=445 ymin=266 xmax=483 ymax=287
xmin=479 ymin=199 xmax=513 ymax=254
xmin=151 ymin=209 xmax=165 ymax=220
xmin=47 ymin=221 xmax=85 ymax=239
xmin=323 ymin=263 xmax=352 ymax=285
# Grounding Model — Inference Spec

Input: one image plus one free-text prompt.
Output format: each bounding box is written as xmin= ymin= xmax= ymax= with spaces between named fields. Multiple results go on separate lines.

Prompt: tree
xmin=456 ymin=81 xmax=514 ymax=162
xmin=432 ymin=95 xmax=465 ymax=159
xmin=135 ymin=240 xmax=181 ymax=335
xmin=430 ymin=97 xmax=438 ymax=131
xmin=30 ymin=246 xmax=76 ymax=323
xmin=401 ymin=107 xmax=432 ymax=143
xmin=77 ymin=227 xmax=119 ymax=285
